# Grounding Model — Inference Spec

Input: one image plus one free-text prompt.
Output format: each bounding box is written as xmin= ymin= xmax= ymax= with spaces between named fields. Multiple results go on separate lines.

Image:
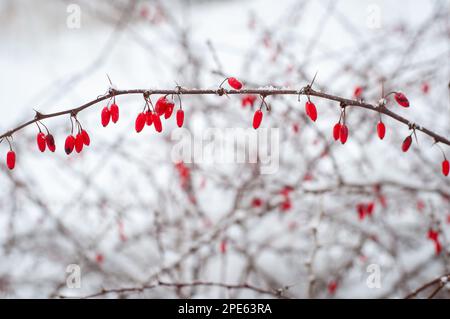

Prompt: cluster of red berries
xmin=356 ymin=202 xmax=375 ymax=220
xmin=101 ymin=100 xmax=120 ymax=127
xmin=279 ymin=186 xmax=294 ymax=212
xmin=175 ymin=161 xmax=190 ymax=189
xmin=64 ymin=116 xmax=91 ymax=155
xmin=332 ymin=108 xmax=349 ymax=144
xmin=135 ymin=96 xmax=184 ymax=133
xmin=36 ymin=123 xmax=56 ymax=153
xmin=427 ymin=229 xmax=442 ymax=255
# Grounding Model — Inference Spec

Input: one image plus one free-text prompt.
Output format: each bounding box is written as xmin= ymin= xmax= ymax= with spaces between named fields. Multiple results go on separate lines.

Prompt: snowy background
xmin=0 ymin=0 xmax=449 ymax=298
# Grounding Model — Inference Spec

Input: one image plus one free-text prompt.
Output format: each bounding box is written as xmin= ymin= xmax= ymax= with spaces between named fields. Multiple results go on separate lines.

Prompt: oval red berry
xmin=402 ymin=135 xmax=412 ymax=152
xmin=394 ymin=92 xmax=409 ymax=107
xmin=227 ymin=77 xmax=243 ymax=90
xmin=377 ymin=121 xmax=386 ymax=140
xmin=353 ymin=86 xmax=363 ymax=98
xmin=164 ymin=102 xmax=174 ymax=119
xmin=37 ymin=132 xmax=46 ymax=152
xmin=110 ymin=103 xmax=119 ymax=123
xmin=442 ymin=159 xmax=449 ymax=176
xmin=305 ymin=101 xmax=317 ymax=122
xmin=253 ymin=110 xmax=263 ymax=129
xmin=81 ymin=130 xmax=90 ymax=146
xmin=152 ymin=113 xmax=162 ymax=132
xmin=101 ymin=107 xmax=111 ymax=127
xmin=65 ymin=135 xmax=76 ymax=155
xmin=176 ymin=109 xmax=184 ymax=128
xmin=135 ymin=113 xmax=146 ymax=133
xmin=75 ymin=134 xmax=84 ymax=153
xmin=155 ymin=97 xmax=169 ymax=116
xmin=46 ymin=134 xmax=56 ymax=152
xmin=146 ymin=111 xmax=153 ymax=126
xmin=6 ymin=150 xmax=15 ymax=170
xmin=340 ymin=125 xmax=349 ymax=144
xmin=333 ymin=123 xmax=341 ymax=141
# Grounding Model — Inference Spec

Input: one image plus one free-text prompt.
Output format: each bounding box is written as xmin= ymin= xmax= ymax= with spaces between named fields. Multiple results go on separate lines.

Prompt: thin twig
xmin=61 ymin=280 xmax=284 ymax=299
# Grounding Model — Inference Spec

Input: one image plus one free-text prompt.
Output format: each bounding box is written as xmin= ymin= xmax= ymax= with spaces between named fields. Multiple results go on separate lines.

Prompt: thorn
xmin=310 ymin=71 xmax=319 ymax=87
xmin=106 ymin=74 xmax=113 ymax=86
xmin=33 ymin=109 xmax=44 ymax=120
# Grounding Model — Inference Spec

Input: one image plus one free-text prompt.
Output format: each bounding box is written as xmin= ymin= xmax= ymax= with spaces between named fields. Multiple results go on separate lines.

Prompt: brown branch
xmin=405 ymin=274 xmax=450 ymax=299
xmin=1 ymin=86 xmax=449 ymax=147
xmin=61 ymin=280 xmax=284 ymax=299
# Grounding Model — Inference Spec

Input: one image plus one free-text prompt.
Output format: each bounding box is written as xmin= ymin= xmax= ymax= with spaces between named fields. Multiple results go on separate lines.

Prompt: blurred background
xmin=0 ymin=0 xmax=449 ymax=298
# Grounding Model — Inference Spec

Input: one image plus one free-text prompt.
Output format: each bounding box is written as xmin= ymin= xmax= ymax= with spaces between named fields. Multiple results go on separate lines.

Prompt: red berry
xmin=64 ymin=135 xmax=76 ymax=155
xmin=394 ymin=92 xmax=409 ymax=107
xmin=280 ymin=185 xmax=294 ymax=196
xmin=164 ymin=102 xmax=174 ymax=119
xmin=305 ymin=101 xmax=317 ymax=122
xmin=357 ymin=203 xmax=366 ymax=220
xmin=6 ymin=151 xmax=15 ymax=170
xmin=434 ymin=240 xmax=442 ymax=255
xmin=152 ymin=112 xmax=162 ymax=132
xmin=280 ymin=199 xmax=292 ymax=212
xmin=36 ymin=132 xmax=46 ymax=152
xmin=176 ymin=109 xmax=184 ymax=128
xmin=333 ymin=123 xmax=341 ymax=141
xmin=110 ymin=103 xmax=119 ymax=123
xmin=428 ymin=229 xmax=438 ymax=241
xmin=353 ymin=86 xmax=363 ymax=98
xmin=219 ymin=240 xmax=227 ymax=254
xmin=95 ymin=253 xmax=104 ymax=264
xmin=421 ymin=82 xmax=429 ymax=94
xmin=402 ymin=135 xmax=412 ymax=152
xmin=339 ymin=124 xmax=348 ymax=144
xmin=81 ymin=130 xmax=90 ymax=146
xmin=155 ymin=97 xmax=169 ymax=116
xmin=227 ymin=77 xmax=243 ymax=90
xmin=252 ymin=110 xmax=263 ymax=129
xmin=241 ymin=95 xmax=257 ymax=108
xmin=75 ymin=134 xmax=84 ymax=153
xmin=146 ymin=111 xmax=153 ymax=126
xmin=46 ymin=134 xmax=56 ymax=152
xmin=135 ymin=112 xmax=146 ymax=133
xmin=252 ymin=198 xmax=263 ymax=207
xmin=101 ymin=106 xmax=111 ymax=127
xmin=442 ymin=159 xmax=449 ymax=176
xmin=377 ymin=121 xmax=386 ymax=140
xmin=367 ymin=202 xmax=375 ymax=216
xmin=328 ymin=281 xmax=338 ymax=295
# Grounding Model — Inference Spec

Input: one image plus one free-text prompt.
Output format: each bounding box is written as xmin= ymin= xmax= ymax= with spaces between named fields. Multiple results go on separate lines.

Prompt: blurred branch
xmin=62 ymin=280 xmax=284 ymax=299
xmin=405 ymin=274 xmax=450 ymax=299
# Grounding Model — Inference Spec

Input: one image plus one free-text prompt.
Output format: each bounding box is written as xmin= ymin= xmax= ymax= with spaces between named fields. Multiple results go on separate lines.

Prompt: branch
xmin=60 ymin=280 xmax=284 ymax=299
xmin=1 ymin=86 xmax=449 ymax=147
xmin=405 ymin=274 xmax=450 ymax=299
